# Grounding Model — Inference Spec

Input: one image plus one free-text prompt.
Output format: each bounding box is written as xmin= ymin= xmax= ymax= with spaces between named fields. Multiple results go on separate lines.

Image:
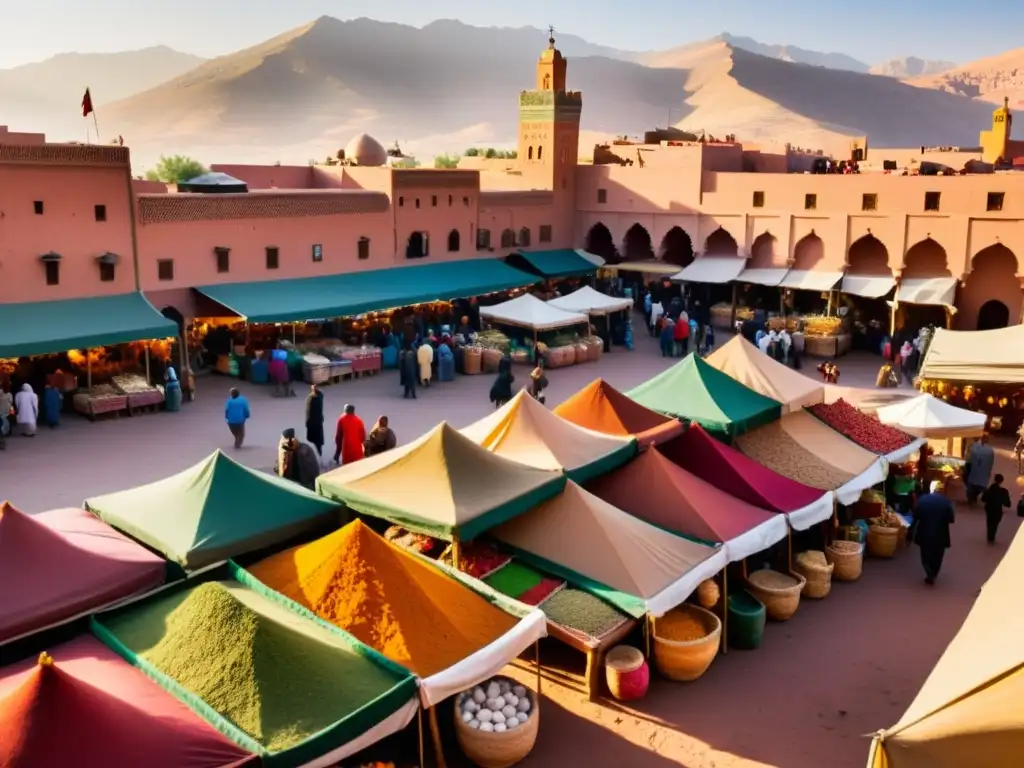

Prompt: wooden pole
xmin=292 ymin=323 xmax=297 ymax=345
xmin=418 ymin=707 xmax=425 ymax=768
xmin=428 ymin=706 xmax=447 ymax=768
xmin=451 ymin=537 xmax=462 ymax=571
xmin=86 ymin=351 xmax=93 ymax=391
xmin=144 ymin=345 xmax=151 ymax=386
xmin=721 ymin=569 xmax=728 ymax=656
xmin=535 ymin=639 xmax=542 ymax=704
xmin=730 ymin=283 xmax=739 ymax=327
xmin=889 ymin=301 xmax=898 ymax=337
xmin=787 ymin=528 xmax=794 ymax=572
xmin=826 ymin=290 xmax=834 ymax=317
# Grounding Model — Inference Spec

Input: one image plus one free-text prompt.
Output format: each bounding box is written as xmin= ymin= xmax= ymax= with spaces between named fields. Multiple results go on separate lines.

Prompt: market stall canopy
xmin=895 ymin=277 xmax=958 ymax=307
xmin=868 ymin=523 xmax=1024 ymax=768
xmin=736 ymin=268 xmax=790 ymax=287
xmin=627 ymin=354 xmax=783 ymax=437
xmin=823 ymin=385 xmax=918 ymax=414
xmin=705 ymin=335 xmax=825 ymax=412
xmin=84 ymin=451 xmax=340 ymax=570
xmin=587 ymin=449 xmax=789 ymax=561
xmin=604 ymin=259 xmax=681 ymax=275
xmin=807 ymin=400 xmax=927 ymax=464
xmin=478 ymin=293 xmax=589 ymax=331
xmin=657 ymin=425 xmax=834 ymax=531
xmin=508 ymin=248 xmax=603 ymax=278
xmin=244 ymin=520 xmax=547 ymax=707
xmin=316 ymin=422 xmax=566 ymax=541
xmin=670 ymin=257 xmax=746 ymax=284
xmin=875 ymin=394 xmax=987 ymax=439
xmin=0 ymin=503 xmax=165 ymax=643
xmin=0 ymin=636 xmax=258 ymax=767
xmin=920 ymin=325 xmax=1024 ymax=383
xmin=780 ymin=270 xmax=844 ymax=292
xmin=195 ymin=258 xmax=537 ymax=324
xmin=841 ymin=274 xmax=896 ymax=299
xmin=0 ymin=292 xmax=178 ymax=359
xmin=553 ymin=378 xmax=684 ymax=448
xmin=575 ymin=249 xmax=606 ymax=267
xmin=547 ymin=286 xmax=632 ymax=315
xmin=492 ymin=482 xmax=726 ymax=618
xmin=460 ymin=390 xmax=637 ymax=484
xmin=735 ymin=411 xmax=887 ymax=505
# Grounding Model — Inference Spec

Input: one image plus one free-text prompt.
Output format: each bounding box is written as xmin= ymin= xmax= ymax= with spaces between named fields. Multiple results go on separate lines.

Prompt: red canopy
xmin=657 ymin=425 xmax=825 ymax=514
xmin=0 ymin=636 xmax=255 ymax=767
xmin=553 ymin=378 xmax=683 ymax=447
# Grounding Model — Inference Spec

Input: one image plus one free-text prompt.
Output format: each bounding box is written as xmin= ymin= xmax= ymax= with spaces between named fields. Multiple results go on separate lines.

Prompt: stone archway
xmin=791 ymin=233 xmax=825 ymax=270
xmin=977 ymin=300 xmax=1011 ymax=330
xmin=704 ymin=227 xmax=738 ymax=256
xmin=903 ymin=238 xmax=950 ymax=276
xmin=659 ymin=227 xmax=694 ymax=268
xmin=748 ymin=232 xmax=780 ymax=269
xmin=406 ymin=232 xmax=426 ymax=260
xmin=847 ymin=234 xmax=890 ymax=275
xmin=958 ymin=244 xmax=1021 ymax=330
xmin=622 ymin=223 xmax=654 ymax=261
xmin=585 ymin=223 xmax=617 ymax=262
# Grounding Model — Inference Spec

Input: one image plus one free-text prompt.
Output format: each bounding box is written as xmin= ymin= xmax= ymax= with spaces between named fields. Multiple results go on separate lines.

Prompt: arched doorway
xmin=585 ymin=223 xmax=617 ymax=262
xmin=902 ymin=238 xmax=950 ymax=277
xmin=959 ymin=244 xmax=1021 ymax=330
xmin=406 ymin=232 xmax=426 ymax=260
xmin=704 ymin=227 xmax=738 ymax=256
xmin=447 ymin=229 xmax=460 ymax=253
xmin=791 ymin=233 xmax=825 ymax=270
xmin=659 ymin=227 xmax=694 ymax=267
xmin=622 ymin=223 xmax=654 ymax=261
xmin=747 ymin=232 xmax=780 ymax=269
xmin=847 ymin=234 xmax=890 ymax=275
xmin=977 ymin=299 xmax=1011 ymax=330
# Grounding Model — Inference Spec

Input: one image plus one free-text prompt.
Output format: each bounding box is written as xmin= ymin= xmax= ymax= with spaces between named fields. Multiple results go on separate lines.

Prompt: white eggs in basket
xmin=459 ymin=676 xmax=536 ymax=737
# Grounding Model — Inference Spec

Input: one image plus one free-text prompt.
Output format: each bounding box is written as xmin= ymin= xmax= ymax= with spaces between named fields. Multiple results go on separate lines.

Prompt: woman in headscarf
xmin=42 ymin=382 xmax=63 ymax=428
xmin=305 ymin=384 xmax=325 ymax=457
xmin=364 ymin=415 xmax=397 ymax=457
xmin=490 ymin=363 xmax=515 ymax=409
xmin=14 ymin=383 xmax=38 ymax=437
xmin=399 ymin=348 xmax=417 ymax=399
xmin=417 ymin=336 xmax=434 ymax=387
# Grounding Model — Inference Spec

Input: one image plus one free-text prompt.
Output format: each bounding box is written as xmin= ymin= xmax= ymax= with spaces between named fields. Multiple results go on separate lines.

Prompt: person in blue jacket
xmin=224 ymin=387 xmax=251 ymax=449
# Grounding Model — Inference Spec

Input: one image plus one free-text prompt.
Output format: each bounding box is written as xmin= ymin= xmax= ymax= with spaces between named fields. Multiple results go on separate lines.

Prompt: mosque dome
xmin=344 ymin=133 xmax=387 ymax=167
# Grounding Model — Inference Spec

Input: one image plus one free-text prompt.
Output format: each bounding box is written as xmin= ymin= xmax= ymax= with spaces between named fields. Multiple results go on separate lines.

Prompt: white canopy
xmin=876 ymin=393 xmax=988 ymax=439
xmin=779 ymin=270 xmax=843 ymax=292
xmin=920 ymin=325 xmax=1024 ymax=383
xmin=547 ymin=286 xmax=632 ymax=315
xmin=575 ymin=249 xmax=606 ymax=267
xmin=736 ymin=268 xmax=789 ymax=287
xmin=479 ymin=293 xmax=589 ymax=331
xmin=895 ymin=277 xmax=958 ymax=307
xmin=671 ymin=257 xmax=746 ymax=284
xmin=842 ymin=274 xmax=896 ymax=299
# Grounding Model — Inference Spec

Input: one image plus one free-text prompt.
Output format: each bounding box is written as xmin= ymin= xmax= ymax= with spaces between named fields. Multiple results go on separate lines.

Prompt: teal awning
xmin=197 ymin=258 xmax=538 ymax=323
xmin=0 ymin=292 xmax=178 ymax=358
xmin=508 ymin=249 xmax=602 ymax=278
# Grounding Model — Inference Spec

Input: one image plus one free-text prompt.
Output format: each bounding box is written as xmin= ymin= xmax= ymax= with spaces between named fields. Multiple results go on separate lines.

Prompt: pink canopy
xmin=0 ymin=504 xmax=165 ymax=643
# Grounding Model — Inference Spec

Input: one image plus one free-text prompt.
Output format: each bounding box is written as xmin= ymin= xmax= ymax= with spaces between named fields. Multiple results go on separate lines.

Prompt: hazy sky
xmin=2 ymin=0 xmax=1018 ymax=69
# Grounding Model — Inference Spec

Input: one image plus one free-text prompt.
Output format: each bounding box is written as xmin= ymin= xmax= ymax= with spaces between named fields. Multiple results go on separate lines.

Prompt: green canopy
xmin=85 ymin=451 xmax=340 ymax=570
xmin=197 ymin=258 xmax=537 ymax=323
xmin=627 ymin=354 xmax=782 ymax=437
xmin=0 ymin=292 xmax=178 ymax=358
xmin=506 ymin=249 xmax=602 ymax=279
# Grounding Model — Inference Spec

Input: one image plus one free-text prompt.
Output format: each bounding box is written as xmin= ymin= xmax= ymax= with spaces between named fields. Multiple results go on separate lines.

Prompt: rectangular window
xmin=539 ymin=225 xmax=553 ymax=243
xmin=925 ymin=191 xmax=941 ymax=211
xmin=45 ymin=261 xmax=60 ymax=285
xmin=215 ymin=247 xmax=230 ymax=273
xmin=94 ymin=204 xmax=107 ymax=222
xmin=157 ymin=259 xmax=174 ymax=281
xmin=99 ymin=262 xmax=115 ymax=282
xmin=987 ymin=192 xmax=1005 ymax=212
xmin=398 ymin=196 xmax=404 ymax=207
xmin=448 ymin=194 xmax=453 ymax=206
xmin=358 ymin=237 xmax=370 ymax=260
xmin=312 ymin=244 xmax=323 ymax=263
xmin=463 ymin=196 xmax=470 ymax=206
xmin=752 ymin=191 xmax=765 ymax=208
xmin=265 ymin=247 xmax=279 ymax=269
xmin=862 ymin=193 xmax=878 ymax=212
xmin=804 ymin=193 xmax=817 ymax=211
xmin=477 ymin=228 xmax=491 ymax=249
xmin=431 ymin=195 xmax=437 ymax=207
xmin=597 ymin=188 xmax=607 ymax=204
xmin=33 ymin=200 xmax=44 ymax=215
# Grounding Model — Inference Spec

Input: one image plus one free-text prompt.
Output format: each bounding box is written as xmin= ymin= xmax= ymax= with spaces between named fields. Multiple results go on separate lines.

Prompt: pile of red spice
xmin=807 ymin=399 xmax=915 ymax=455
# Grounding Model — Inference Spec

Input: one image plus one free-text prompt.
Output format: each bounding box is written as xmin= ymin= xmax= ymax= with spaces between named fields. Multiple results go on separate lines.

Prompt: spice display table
xmin=72 ymin=392 xmax=128 ymax=420
xmin=344 ymin=349 xmax=382 ymax=376
xmin=127 ymin=389 xmax=165 ymax=415
xmin=545 ymin=617 xmax=639 ymax=701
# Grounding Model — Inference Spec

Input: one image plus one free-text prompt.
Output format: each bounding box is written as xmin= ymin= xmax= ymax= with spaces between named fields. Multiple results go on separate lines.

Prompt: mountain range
xmin=0 ymin=17 xmax=1011 ymax=169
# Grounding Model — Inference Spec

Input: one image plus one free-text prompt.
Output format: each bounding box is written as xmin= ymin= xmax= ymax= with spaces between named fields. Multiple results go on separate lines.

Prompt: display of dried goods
xmin=807 ymin=399 xmax=915 ymax=455
xmin=795 ymin=550 xmax=828 ymax=569
xmin=441 ymin=540 xmax=511 ymax=579
xmin=383 ymin=525 xmax=441 ymax=556
xmin=518 ymin=578 xmax=565 ymax=606
xmin=767 ymin=316 xmax=802 ymax=333
xmin=457 ymin=677 xmax=534 ymax=733
xmin=870 ymin=509 xmax=905 ymax=529
xmin=475 ymin=329 xmax=511 ymax=353
xmin=829 ymin=540 xmax=862 ymax=554
xmin=735 ymin=422 xmax=853 ymax=490
xmin=860 ymin=489 xmax=885 ymax=504
xmin=111 ymin=374 xmax=157 ymax=394
xmin=541 ymin=588 xmax=629 ymax=638
xmin=802 ymin=315 xmax=843 ymax=338
xmin=656 ymin=607 xmax=710 ymax=642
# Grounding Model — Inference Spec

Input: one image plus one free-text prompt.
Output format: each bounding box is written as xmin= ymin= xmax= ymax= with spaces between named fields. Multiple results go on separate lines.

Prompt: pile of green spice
xmin=541 ymin=588 xmax=629 ymax=638
xmin=103 ymin=581 xmax=402 ymax=752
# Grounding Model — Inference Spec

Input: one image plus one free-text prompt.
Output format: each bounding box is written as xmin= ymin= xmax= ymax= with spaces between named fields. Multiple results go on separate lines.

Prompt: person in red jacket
xmin=672 ymin=311 xmax=690 ymax=356
xmin=333 ymin=403 xmax=366 ymax=466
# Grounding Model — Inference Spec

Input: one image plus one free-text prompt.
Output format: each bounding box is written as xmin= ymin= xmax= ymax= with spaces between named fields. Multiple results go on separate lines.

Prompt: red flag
xmin=81 ymin=88 xmax=94 ymax=117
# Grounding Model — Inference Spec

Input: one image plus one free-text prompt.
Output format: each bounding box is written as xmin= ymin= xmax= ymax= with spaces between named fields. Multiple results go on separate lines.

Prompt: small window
xmin=448 ymin=194 xmax=453 ymax=206
xmin=94 ymin=204 xmax=107 ymax=222
xmin=987 ymin=192 xmax=1005 ymax=212
xmin=519 ymin=227 xmax=531 ymax=247
xmin=537 ymin=146 xmax=543 ymax=161
xmin=312 ymin=244 xmax=323 ymax=263
xmin=597 ymin=188 xmax=607 ymax=204
xmin=463 ymin=196 xmax=470 ymax=206
xmin=925 ymin=191 xmax=941 ymax=212
xmin=477 ymin=228 xmax=492 ymax=249
xmin=500 ymin=229 xmax=516 ymax=249
xmin=415 ymin=198 xmax=420 ymax=209
xmin=447 ymin=229 xmax=461 ymax=252
xmin=33 ymin=200 xmax=44 ymax=215
xmin=539 ymin=225 xmax=553 ymax=243
xmin=157 ymin=259 xmax=174 ymax=281
xmin=45 ymin=261 xmax=60 ymax=285
xmin=528 ymin=146 xmax=534 ymax=160
xmin=431 ymin=195 xmax=437 ymax=207
xmin=862 ymin=193 xmax=878 ymax=212
xmin=215 ymin=247 xmax=230 ymax=273
xmin=358 ymin=237 xmax=370 ymax=260
xmin=804 ymin=193 xmax=817 ymax=211
xmin=265 ymin=247 xmax=280 ymax=270
xmin=99 ymin=262 xmax=115 ymax=282
xmin=752 ymin=191 xmax=765 ymax=208
xmin=398 ymin=196 xmax=404 ymax=207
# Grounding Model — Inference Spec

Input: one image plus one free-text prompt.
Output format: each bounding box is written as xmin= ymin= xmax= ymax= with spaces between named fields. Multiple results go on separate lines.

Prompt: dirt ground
xmin=3 ymin=329 xmax=1019 ymax=768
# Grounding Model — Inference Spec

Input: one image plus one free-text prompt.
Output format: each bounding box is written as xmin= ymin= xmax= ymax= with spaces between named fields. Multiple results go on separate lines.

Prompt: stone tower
xmin=980 ymin=97 xmax=1013 ymax=164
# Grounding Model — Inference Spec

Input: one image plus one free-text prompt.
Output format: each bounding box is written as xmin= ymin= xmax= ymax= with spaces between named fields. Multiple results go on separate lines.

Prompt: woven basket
xmin=464 ymin=347 xmax=483 ymax=375
xmin=793 ymin=551 xmax=834 ymax=599
xmin=867 ymin=525 xmax=899 ymax=558
xmin=745 ymin=570 xmax=806 ymax=622
xmin=825 ymin=541 xmax=864 ymax=581
xmin=604 ymin=645 xmax=649 ymax=701
xmin=575 ymin=344 xmax=589 ymax=364
xmin=696 ymin=579 xmax=720 ymax=609
xmin=652 ymin=605 xmax=721 ymax=682
xmin=454 ymin=678 xmax=539 ymax=768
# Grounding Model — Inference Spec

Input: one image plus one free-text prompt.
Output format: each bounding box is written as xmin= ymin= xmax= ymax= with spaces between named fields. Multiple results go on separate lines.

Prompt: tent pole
xmin=889 ymin=301 xmax=898 ymax=337
xmin=418 ymin=707 xmax=425 ymax=768
xmin=730 ymin=283 xmax=738 ymax=327
xmin=428 ymin=706 xmax=447 ymax=768
xmin=535 ymin=639 xmax=542 ymax=704
xmin=721 ymin=569 xmax=728 ymax=656
xmin=787 ymin=528 xmax=793 ymax=573
xmin=644 ymin=615 xmax=651 ymax=658
xmin=292 ymin=323 xmax=297 ymax=345
xmin=451 ymin=536 xmax=461 ymax=571
xmin=144 ymin=344 xmax=151 ymax=386
xmin=741 ymin=558 xmax=748 ymax=580
xmin=86 ymin=350 xmax=93 ymax=390
xmin=826 ymin=290 xmax=834 ymax=317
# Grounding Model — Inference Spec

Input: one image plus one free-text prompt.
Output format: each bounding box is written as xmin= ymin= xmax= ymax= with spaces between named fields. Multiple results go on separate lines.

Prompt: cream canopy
xmin=479 ymin=293 xmax=589 ymax=331
xmin=920 ymin=325 xmax=1024 ymax=383
xmin=705 ymin=335 xmax=824 ymax=412
xmin=547 ymin=286 xmax=632 ymax=315
xmin=875 ymin=394 xmax=987 ymax=439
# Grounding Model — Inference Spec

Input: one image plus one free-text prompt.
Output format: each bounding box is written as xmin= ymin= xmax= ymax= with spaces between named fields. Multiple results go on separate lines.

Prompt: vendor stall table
xmin=73 ymin=392 xmax=128 ymax=420
xmin=545 ymin=617 xmax=639 ymax=701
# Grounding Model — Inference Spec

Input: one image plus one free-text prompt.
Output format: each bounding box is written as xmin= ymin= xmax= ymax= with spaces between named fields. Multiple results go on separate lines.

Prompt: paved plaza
xmin=3 ymin=329 xmax=1019 ymax=768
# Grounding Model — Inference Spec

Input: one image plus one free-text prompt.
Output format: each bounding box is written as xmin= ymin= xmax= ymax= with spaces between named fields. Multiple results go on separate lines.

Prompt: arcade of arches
xmin=847 ymin=235 xmax=890 ymax=276
xmin=748 ymin=232 xmax=782 ymax=269
xmin=791 ymin=233 xmax=825 ymax=271
xmin=704 ymin=227 xmax=739 ymax=257
xmin=622 ymin=224 xmax=654 ymax=261
xmin=584 ymin=223 xmax=617 ymax=263
xmin=660 ymin=227 xmax=694 ymax=268
xmin=958 ymin=243 xmax=1022 ymax=330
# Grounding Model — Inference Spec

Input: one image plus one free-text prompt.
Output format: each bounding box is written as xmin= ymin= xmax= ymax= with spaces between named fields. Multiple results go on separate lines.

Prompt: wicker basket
xmin=575 ymin=344 xmax=589 ymax=364
xmin=793 ymin=551 xmax=834 ymax=599
xmin=652 ymin=605 xmax=721 ymax=682
xmin=604 ymin=645 xmax=649 ymax=701
xmin=454 ymin=679 xmax=539 ymax=768
xmin=867 ymin=525 xmax=899 ymax=558
xmin=825 ymin=540 xmax=864 ymax=581
xmin=464 ymin=346 xmax=483 ymax=375
xmin=696 ymin=579 xmax=720 ymax=609
xmin=745 ymin=569 xmax=806 ymax=622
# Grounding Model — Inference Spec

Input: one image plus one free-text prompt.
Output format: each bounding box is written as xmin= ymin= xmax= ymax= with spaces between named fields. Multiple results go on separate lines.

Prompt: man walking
xmin=912 ymin=480 xmax=956 ymax=585
xmin=982 ymin=473 xmax=1012 ymax=544
xmin=224 ymin=388 xmax=251 ymax=449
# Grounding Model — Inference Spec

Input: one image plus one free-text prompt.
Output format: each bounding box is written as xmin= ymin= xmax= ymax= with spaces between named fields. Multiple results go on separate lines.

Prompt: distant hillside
xmin=907 ymin=48 xmax=1024 ymax=106
xmin=871 ymin=56 xmax=957 ymax=78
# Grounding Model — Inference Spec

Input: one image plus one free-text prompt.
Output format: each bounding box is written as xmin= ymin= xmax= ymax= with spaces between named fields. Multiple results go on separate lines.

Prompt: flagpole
xmin=92 ymin=112 xmax=101 ymax=144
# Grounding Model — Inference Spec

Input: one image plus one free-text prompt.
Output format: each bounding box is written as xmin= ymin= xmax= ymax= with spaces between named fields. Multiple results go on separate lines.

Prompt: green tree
xmin=506 ymin=149 xmax=518 ymax=159
xmin=391 ymin=157 xmax=420 ymax=169
xmin=464 ymin=147 xmax=479 ymax=157
xmin=434 ymin=153 xmax=460 ymax=169
xmin=144 ymin=155 xmax=208 ymax=183
xmin=484 ymin=147 xmax=497 ymax=159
